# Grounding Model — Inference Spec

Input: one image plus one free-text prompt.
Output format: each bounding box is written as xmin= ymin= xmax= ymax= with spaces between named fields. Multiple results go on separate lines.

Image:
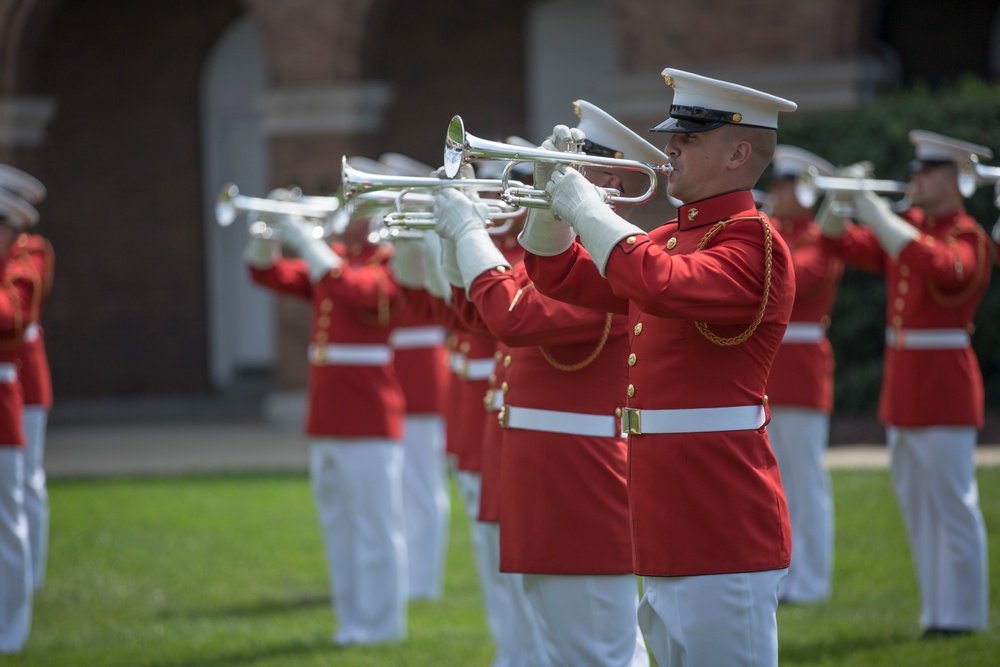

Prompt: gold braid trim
xmin=539 ymin=312 xmax=614 ymax=372
xmin=694 ymin=215 xmax=773 ymax=347
xmin=926 ymin=226 xmax=987 ymax=308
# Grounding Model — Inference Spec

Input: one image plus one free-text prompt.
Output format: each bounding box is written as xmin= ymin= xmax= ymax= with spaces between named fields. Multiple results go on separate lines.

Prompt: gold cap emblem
xmin=573 ymin=101 xmax=582 ymax=118
xmin=732 ymin=113 xmax=743 ymax=123
xmin=662 ymin=74 xmax=675 ymax=87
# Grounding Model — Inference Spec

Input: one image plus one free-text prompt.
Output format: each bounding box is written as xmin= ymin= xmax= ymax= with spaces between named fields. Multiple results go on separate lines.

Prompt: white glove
xmin=272 ymin=215 xmax=342 ymax=283
xmin=244 ymin=236 xmax=279 ymax=269
xmin=434 ymin=188 xmax=491 ymax=241
xmin=434 ymin=189 xmax=510 ymax=292
xmin=389 ymin=238 xmax=426 ymax=289
xmin=815 ymin=191 xmax=850 ymax=239
xmin=518 ymin=208 xmax=576 ymax=256
xmin=439 ymin=236 xmax=463 ymax=288
xmin=548 ymin=167 xmax=643 ymax=275
xmin=851 ymin=189 xmax=918 ymax=258
xmin=421 ymin=230 xmax=453 ymax=305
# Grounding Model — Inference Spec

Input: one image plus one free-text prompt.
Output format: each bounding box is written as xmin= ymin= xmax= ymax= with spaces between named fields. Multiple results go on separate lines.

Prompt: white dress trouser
xmin=887 ymin=426 xmax=988 ymax=630
xmin=401 ymin=414 xmax=450 ymax=599
xmin=522 ymin=573 xmax=649 ymax=667
xmin=0 ymin=447 xmax=31 ymax=653
xmin=767 ymin=407 xmax=833 ymax=602
xmin=310 ymin=439 xmax=407 ymax=645
xmin=638 ymin=569 xmax=786 ymax=667
xmin=455 ymin=470 xmax=550 ymax=667
xmin=22 ymin=406 xmax=48 ymax=592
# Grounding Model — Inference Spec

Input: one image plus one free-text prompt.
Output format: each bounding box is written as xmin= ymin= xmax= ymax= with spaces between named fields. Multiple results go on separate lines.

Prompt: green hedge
xmin=771 ymin=77 xmax=1000 ymax=415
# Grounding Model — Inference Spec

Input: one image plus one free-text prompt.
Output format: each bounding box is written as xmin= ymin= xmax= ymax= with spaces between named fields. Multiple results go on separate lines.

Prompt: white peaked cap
xmin=573 ymin=100 xmax=669 ymax=166
xmin=0 ymin=164 xmax=46 ymax=204
xmin=0 ymin=190 xmax=39 ymax=229
xmin=908 ymin=130 xmax=993 ymax=164
xmin=378 ymin=152 xmax=435 ymax=177
xmin=772 ymin=145 xmax=836 ymax=179
xmin=652 ymin=68 xmax=797 ymax=133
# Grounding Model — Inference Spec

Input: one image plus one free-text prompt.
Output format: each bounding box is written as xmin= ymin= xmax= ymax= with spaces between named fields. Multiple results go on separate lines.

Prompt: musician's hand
xmin=434 ymin=188 xmax=491 ymax=241
xmin=243 ymin=236 xmax=279 ymax=269
xmin=851 ymin=189 xmax=918 ymax=258
xmin=536 ymin=125 xmax=586 ymax=190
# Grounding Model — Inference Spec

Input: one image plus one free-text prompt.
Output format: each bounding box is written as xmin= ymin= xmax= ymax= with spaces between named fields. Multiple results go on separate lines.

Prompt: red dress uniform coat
xmin=526 ymin=190 xmax=794 ymax=577
xmin=250 ymin=243 xmax=406 ymax=439
xmin=444 ymin=330 xmax=495 ymax=472
xmin=452 ymin=261 xmax=633 ymax=575
xmin=11 ymin=234 xmax=54 ymax=410
xmin=0 ymin=247 xmax=38 ymax=446
xmin=478 ymin=342 xmax=511 ymax=524
xmin=389 ymin=300 xmax=448 ymax=417
xmin=767 ymin=217 xmax=843 ymax=412
xmin=820 ymin=207 xmax=991 ymax=427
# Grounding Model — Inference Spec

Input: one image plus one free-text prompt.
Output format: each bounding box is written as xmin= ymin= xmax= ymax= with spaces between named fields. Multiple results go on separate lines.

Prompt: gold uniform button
xmin=762 ymin=394 xmax=768 ymax=405
xmin=628 ymin=353 xmax=637 ymax=366
xmin=315 ymin=331 xmax=328 ymax=344
xmin=892 ymin=315 xmax=903 ymax=327
xmin=666 ymin=237 xmax=677 ymax=249
xmin=496 ymin=265 xmax=507 ymax=273
xmin=820 ymin=315 xmax=831 ymax=328
xmin=634 ymin=323 xmax=643 ymax=335
xmin=500 ymin=381 xmax=509 ymax=394
xmin=894 ymin=297 xmax=905 ymax=311
xmin=899 ymin=265 xmax=910 ymax=277
xmin=627 ymin=384 xmax=635 ymax=398
xmin=459 ymin=341 xmax=471 ymax=354
xmin=504 ymin=355 xmax=512 ymax=368
xmin=318 ymin=315 xmax=330 ymax=328
xmin=626 ymin=236 xmax=637 ymax=245
xmin=494 ymin=351 xmax=503 ymax=362
xmin=488 ymin=373 xmax=497 ymax=386
xmin=321 ymin=300 xmax=333 ymax=313
xmin=615 ymin=407 xmax=623 ymax=417
xmin=898 ymin=280 xmax=909 ymax=294
xmin=328 ymin=266 xmax=343 ymax=279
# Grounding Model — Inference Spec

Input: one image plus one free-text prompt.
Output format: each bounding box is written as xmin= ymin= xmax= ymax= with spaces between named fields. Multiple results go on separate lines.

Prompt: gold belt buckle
xmin=622 ymin=407 xmax=642 ymax=435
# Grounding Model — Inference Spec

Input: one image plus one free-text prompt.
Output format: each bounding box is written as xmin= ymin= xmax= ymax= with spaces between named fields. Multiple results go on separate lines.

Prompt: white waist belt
xmin=781 ymin=322 xmax=825 ymax=344
xmin=389 ymin=326 xmax=447 ymax=350
xmin=308 ymin=343 xmax=393 ymax=366
xmin=23 ymin=323 xmax=40 ymax=343
xmin=484 ymin=388 xmax=504 ymax=412
xmin=501 ymin=405 xmax=620 ymax=438
xmin=885 ymin=327 xmax=970 ymax=350
xmin=621 ymin=404 xmax=766 ymax=435
xmin=450 ymin=354 xmax=494 ymax=381
xmin=0 ymin=363 xmax=17 ymax=384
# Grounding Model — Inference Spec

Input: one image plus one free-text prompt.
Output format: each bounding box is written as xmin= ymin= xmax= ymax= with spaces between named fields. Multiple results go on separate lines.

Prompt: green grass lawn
xmin=2 ymin=467 xmax=998 ymax=666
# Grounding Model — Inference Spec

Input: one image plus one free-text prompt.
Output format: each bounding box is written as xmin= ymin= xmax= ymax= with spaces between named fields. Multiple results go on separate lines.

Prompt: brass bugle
xmin=215 ymin=183 xmax=341 ymax=228
xmin=794 ymin=166 xmax=911 ymax=209
xmin=340 ymin=156 xmax=526 ymax=201
xmin=443 ymin=115 xmax=673 ymax=209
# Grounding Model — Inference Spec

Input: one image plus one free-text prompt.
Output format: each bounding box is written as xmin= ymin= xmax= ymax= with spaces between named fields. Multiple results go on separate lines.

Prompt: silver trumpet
xmin=340 ymin=156 xmax=526 ymax=202
xmin=443 ymin=115 xmax=673 ymax=208
xmin=795 ymin=166 xmax=912 ymax=210
xmin=215 ymin=183 xmax=343 ymax=239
